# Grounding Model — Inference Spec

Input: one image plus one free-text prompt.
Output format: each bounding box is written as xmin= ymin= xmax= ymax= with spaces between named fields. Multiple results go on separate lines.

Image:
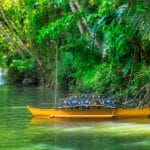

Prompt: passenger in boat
xmin=85 ymin=99 xmax=90 ymax=105
xmin=101 ymin=98 xmax=115 ymax=107
xmin=64 ymin=94 xmax=115 ymax=109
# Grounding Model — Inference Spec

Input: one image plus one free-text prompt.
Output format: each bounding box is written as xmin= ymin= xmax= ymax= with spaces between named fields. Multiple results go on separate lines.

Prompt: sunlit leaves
xmin=1 ymin=0 xmax=19 ymax=10
xmin=0 ymin=0 xmax=149 ymax=98
xmin=37 ymin=14 xmax=77 ymax=42
xmin=98 ymin=0 xmax=115 ymax=16
xmin=10 ymin=59 xmax=35 ymax=73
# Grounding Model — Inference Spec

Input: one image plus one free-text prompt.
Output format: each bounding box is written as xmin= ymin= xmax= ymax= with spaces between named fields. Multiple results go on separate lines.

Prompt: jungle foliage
xmin=0 ymin=0 xmax=150 ymax=107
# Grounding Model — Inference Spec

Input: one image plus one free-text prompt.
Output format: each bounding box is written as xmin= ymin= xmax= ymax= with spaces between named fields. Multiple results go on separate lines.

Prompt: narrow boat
xmin=27 ymin=96 xmax=150 ymax=119
xmin=26 ymin=105 xmax=150 ymax=119
xmin=27 ymin=105 xmax=116 ymax=119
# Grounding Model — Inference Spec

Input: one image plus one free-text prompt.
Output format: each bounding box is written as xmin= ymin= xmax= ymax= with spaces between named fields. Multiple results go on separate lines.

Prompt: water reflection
xmin=0 ymin=68 xmax=7 ymax=85
xmin=28 ymin=117 xmax=150 ymax=150
xmin=30 ymin=117 xmax=150 ymax=127
xmin=0 ymin=86 xmax=150 ymax=150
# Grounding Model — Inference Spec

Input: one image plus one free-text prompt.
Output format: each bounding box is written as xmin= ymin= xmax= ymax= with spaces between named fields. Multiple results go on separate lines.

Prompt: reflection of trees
xmin=0 ymin=68 xmax=7 ymax=85
xmin=28 ymin=120 xmax=150 ymax=150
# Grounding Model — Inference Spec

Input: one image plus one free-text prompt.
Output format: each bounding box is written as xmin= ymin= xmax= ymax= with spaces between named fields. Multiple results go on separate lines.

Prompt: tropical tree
xmin=0 ymin=0 xmax=149 ymax=107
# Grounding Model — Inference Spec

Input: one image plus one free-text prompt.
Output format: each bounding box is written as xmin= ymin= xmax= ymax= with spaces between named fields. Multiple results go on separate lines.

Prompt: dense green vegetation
xmin=0 ymin=0 xmax=150 ymax=107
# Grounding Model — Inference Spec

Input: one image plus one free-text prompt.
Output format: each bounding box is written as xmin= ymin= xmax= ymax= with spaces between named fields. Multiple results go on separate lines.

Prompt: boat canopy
xmin=61 ymin=95 xmax=115 ymax=108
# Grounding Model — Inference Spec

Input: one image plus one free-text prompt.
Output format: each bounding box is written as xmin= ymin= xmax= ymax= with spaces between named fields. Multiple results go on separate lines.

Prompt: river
xmin=0 ymin=85 xmax=150 ymax=150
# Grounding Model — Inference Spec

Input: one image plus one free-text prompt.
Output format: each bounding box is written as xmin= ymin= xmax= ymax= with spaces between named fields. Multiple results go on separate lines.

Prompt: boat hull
xmin=27 ymin=105 xmax=115 ymax=119
xmin=27 ymin=105 xmax=150 ymax=119
xmin=116 ymin=107 xmax=150 ymax=118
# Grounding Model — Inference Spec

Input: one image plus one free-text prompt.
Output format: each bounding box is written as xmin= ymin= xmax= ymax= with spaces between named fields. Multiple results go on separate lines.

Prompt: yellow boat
xmin=27 ymin=105 xmax=150 ymax=119
xmin=116 ymin=107 xmax=150 ymax=118
xmin=27 ymin=105 xmax=116 ymax=119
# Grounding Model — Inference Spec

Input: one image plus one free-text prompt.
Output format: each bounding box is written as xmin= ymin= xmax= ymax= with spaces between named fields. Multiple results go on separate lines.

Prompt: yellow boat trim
xmin=49 ymin=114 xmax=116 ymax=118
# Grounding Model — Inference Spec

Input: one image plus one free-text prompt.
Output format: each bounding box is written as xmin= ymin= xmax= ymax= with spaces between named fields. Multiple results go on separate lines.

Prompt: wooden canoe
xmin=116 ymin=107 xmax=150 ymax=118
xmin=27 ymin=105 xmax=150 ymax=119
xmin=27 ymin=105 xmax=116 ymax=119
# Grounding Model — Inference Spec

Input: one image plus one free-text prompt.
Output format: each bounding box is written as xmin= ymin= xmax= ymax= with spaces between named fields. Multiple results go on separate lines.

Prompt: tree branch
xmin=0 ymin=22 xmax=25 ymax=57
xmin=73 ymin=0 xmax=102 ymax=51
xmin=69 ymin=0 xmax=84 ymax=34
xmin=0 ymin=5 xmax=31 ymax=54
xmin=0 ymin=5 xmax=45 ymax=74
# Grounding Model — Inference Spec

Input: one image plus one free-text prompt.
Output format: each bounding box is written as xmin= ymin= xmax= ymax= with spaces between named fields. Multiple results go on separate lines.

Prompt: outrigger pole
xmin=54 ymin=41 xmax=58 ymax=107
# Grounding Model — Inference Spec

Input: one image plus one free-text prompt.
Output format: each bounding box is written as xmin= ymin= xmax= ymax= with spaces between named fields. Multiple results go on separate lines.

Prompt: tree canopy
xmin=0 ymin=0 xmax=150 ymax=107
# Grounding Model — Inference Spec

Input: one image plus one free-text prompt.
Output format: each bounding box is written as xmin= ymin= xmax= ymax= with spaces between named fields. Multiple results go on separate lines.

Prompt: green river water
xmin=0 ymin=85 xmax=150 ymax=150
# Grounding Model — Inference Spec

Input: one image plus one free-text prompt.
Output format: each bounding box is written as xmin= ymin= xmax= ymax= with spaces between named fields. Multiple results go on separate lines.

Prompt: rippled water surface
xmin=0 ymin=85 xmax=150 ymax=150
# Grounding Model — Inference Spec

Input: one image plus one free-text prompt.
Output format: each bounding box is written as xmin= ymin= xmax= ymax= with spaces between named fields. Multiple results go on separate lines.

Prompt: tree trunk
xmin=0 ymin=23 xmax=25 ymax=58
xmin=72 ymin=0 xmax=102 ymax=51
xmin=69 ymin=0 xmax=84 ymax=34
xmin=0 ymin=5 xmax=46 ymax=77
